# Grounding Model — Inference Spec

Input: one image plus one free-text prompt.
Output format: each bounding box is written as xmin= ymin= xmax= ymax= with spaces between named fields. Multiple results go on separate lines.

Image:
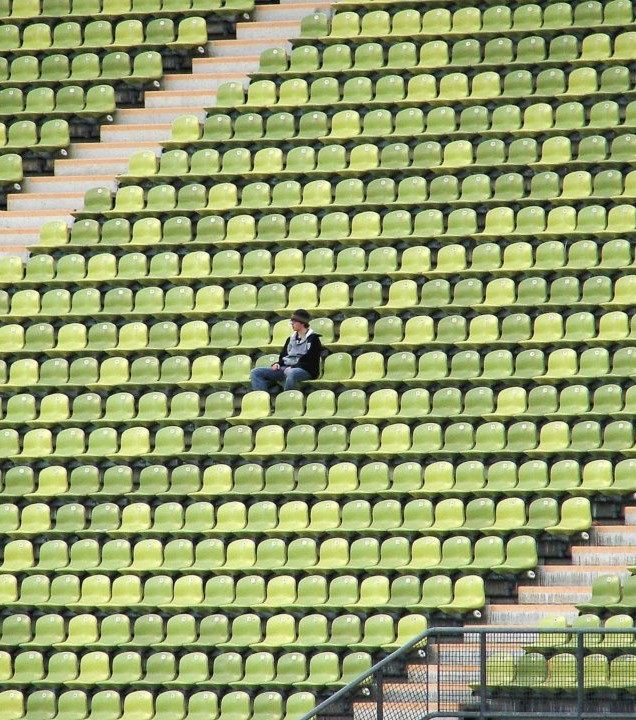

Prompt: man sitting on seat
xmin=250 ymin=309 xmax=323 ymax=392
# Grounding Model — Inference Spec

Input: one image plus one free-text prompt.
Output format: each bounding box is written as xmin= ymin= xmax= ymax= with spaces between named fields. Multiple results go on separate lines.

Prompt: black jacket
xmin=278 ymin=331 xmax=323 ymax=379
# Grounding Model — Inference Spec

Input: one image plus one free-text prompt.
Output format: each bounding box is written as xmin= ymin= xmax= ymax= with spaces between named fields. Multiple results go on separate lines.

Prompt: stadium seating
xmin=485 ymin=609 xmax=636 ymax=691
xmin=486 ymin=652 xmax=636 ymax=691
xmin=0 ymin=0 xmax=634 ymax=712
xmin=0 ymin=0 xmax=252 ymax=196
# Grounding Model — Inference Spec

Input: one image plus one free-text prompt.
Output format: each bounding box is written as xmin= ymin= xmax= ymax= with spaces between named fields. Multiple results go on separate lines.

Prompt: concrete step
xmin=0 ymin=227 xmax=40 ymax=249
xmin=144 ymin=90 xmax=219 ymax=109
xmin=624 ymin=506 xmax=636 ymax=524
xmin=71 ymin=141 xmax=157 ymax=161
xmin=254 ymin=1 xmax=330 ymax=21
xmin=100 ymin=124 xmax=172 ymax=143
xmin=537 ymin=565 xmax=630 ymax=586
xmin=7 ymin=192 xmax=85 ymax=213
xmin=54 ymin=158 xmax=130 ymax=177
xmin=236 ymin=19 xmax=300 ymax=40
xmin=572 ymin=545 xmax=636 ymax=566
xmin=591 ymin=526 xmax=636 ymax=546
xmin=0 ymin=247 xmax=29 ymax=258
xmin=21 ymin=175 xmax=117 ymax=195
xmin=192 ymin=55 xmax=260 ymax=74
xmin=0 ymin=211 xmax=73 ymax=231
xmin=354 ymin=701 xmax=461 ymax=720
xmin=406 ymin=664 xmax=481 ymax=683
xmin=116 ymin=107 xmax=206 ymax=125
xmin=516 ymin=585 xmax=592 ymax=605
xmin=162 ymin=72 xmax=245 ymax=91
xmin=208 ymin=38 xmax=291 ymax=56
xmin=382 ymin=683 xmax=473 ymax=702
xmin=433 ymin=644 xmax=525 ymax=665
xmin=486 ymin=603 xmax=579 ymax=625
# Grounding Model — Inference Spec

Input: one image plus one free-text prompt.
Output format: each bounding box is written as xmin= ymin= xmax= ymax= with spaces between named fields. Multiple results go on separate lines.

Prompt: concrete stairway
xmin=354 ymin=504 xmax=636 ymax=720
xmin=0 ymin=0 xmax=329 ymax=255
xmin=353 ymin=647 xmax=511 ymax=720
xmin=487 ymin=505 xmax=636 ymax=626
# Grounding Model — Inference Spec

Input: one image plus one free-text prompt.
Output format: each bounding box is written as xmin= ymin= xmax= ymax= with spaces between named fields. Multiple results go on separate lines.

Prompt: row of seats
xmin=0 ymin=0 xmax=252 ymax=20
xmin=0 ymin=572 xmax=485 ymax=612
xmin=127 ymin=145 xmax=636 ymax=186
xmin=4 ymin=274 xmax=636 ymax=318
xmin=0 ymin=416 xmax=630 ymax=456
xmin=124 ymin=135 xmax=636 ymax=180
xmin=10 ymin=256 xmax=636 ymax=298
xmin=29 ymin=238 xmax=632 ymax=280
xmin=85 ymin=171 xmax=636 ymax=213
xmin=531 ymin=613 xmax=636 ymax=651
xmin=260 ymin=33 xmax=636 ymax=75
xmin=488 ymin=652 xmax=636 ymax=689
xmin=0 ymin=17 xmax=206 ymax=52
xmin=0 ymin=328 xmax=622 ymax=371
xmin=581 ymin=575 xmax=636 ymax=610
xmin=1 ymin=383 xmax=634 ymax=425
xmin=0 ymin=347 xmax=631 ymax=389
xmin=98 ymin=379 xmax=636 ymax=430
xmin=73 ymin=204 xmax=636 ymax=240
xmin=60 ymin=210 xmax=636 ymax=253
xmin=0 ymin=119 xmax=68 ymax=151
xmin=0 ymin=457 xmax=629 ymax=499
xmin=232 ymin=385 xmax=636 ymax=423
xmin=0 ymin=688 xmax=312 ymax=720
xmin=300 ymin=3 xmax=634 ymax=39
xmin=214 ymin=66 xmax=634 ymax=110
xmin=167 ymin=99 xmax=636 ymax=145
xmin=0 ymin=611 xmax=426 ymax=650
xmin=0 ymin=51 xmax=162 ymax=85
xmin=0 ymin=497 xmax=590 ymax=535
xmin=0 ymin=535 xmax=535 ymax=573
xmin=0 ymin=84 xmax=115 ymax=117
xmin=0 ymin=647 xmax=372 ymax=688
xmin=113 ymin=174 xmax=636 ymax=214
xmin=0 ymin=322 xmax=636 ymax=368
xmin=1 ymin=309 xmax=635 ymax=353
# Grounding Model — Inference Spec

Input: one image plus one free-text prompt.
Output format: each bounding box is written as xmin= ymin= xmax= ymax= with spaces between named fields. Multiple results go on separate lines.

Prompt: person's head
xmin=290 ymin=309 xmax=311 ymax=333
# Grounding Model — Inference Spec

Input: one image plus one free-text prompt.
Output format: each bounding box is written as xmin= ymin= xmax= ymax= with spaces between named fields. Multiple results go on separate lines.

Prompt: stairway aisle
xmin=487 ymin=504 xmax=636 ymax=625
xmin=353 ymin=502 xmax=636 ymax=720
xmin=0 ymin=0 xmax=329 ymax=255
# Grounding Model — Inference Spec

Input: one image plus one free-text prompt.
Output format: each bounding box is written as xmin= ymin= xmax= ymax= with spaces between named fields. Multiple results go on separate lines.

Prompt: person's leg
xmin=283 ymin=367 xmax=311 ymax=391
xmin=250 ymin=367 xmax=284 ymax=391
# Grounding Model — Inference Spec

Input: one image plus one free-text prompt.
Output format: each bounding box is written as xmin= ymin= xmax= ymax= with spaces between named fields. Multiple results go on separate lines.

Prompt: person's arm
xmin=275 ymin=338 xmax=289 ymax=369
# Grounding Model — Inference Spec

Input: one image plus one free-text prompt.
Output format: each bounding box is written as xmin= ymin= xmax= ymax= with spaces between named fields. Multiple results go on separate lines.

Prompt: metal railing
xmin=300 ymin=626 xmax=636 ymax=720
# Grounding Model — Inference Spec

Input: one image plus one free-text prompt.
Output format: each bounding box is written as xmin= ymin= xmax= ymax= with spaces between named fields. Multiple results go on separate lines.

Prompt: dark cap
xmin=290 ymin=309 xmax=311 ymax=325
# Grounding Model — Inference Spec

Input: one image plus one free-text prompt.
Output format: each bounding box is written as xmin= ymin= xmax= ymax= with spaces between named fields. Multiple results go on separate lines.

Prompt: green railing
xmin=299 ymin=625 xmax=636 ymax=720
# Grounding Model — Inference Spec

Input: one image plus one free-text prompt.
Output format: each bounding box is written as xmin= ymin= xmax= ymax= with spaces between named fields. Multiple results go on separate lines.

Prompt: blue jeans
xmin=250 ymin=366 xmax=311 ymax=392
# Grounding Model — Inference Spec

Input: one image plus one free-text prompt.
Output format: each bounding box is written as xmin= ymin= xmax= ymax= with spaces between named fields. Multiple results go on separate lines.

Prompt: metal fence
xmin=300 ymin=626 xmax=636 ymax=720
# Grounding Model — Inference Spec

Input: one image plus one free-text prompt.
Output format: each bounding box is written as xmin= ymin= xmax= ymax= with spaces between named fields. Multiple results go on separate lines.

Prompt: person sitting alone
xmin=250 ymin=309 xmax=323 ymax=392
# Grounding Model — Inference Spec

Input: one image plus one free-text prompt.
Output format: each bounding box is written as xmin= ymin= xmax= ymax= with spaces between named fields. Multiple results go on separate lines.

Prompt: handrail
xmin=298 ymin=625 xmax=636 ymax=720
xmin=298 ymin=620 xmax=432 ymax=720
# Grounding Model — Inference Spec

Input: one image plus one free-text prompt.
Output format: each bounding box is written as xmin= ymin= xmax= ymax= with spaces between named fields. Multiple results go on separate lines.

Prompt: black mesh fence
xmin=303 ymin=626 xmax=636 ymax=720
